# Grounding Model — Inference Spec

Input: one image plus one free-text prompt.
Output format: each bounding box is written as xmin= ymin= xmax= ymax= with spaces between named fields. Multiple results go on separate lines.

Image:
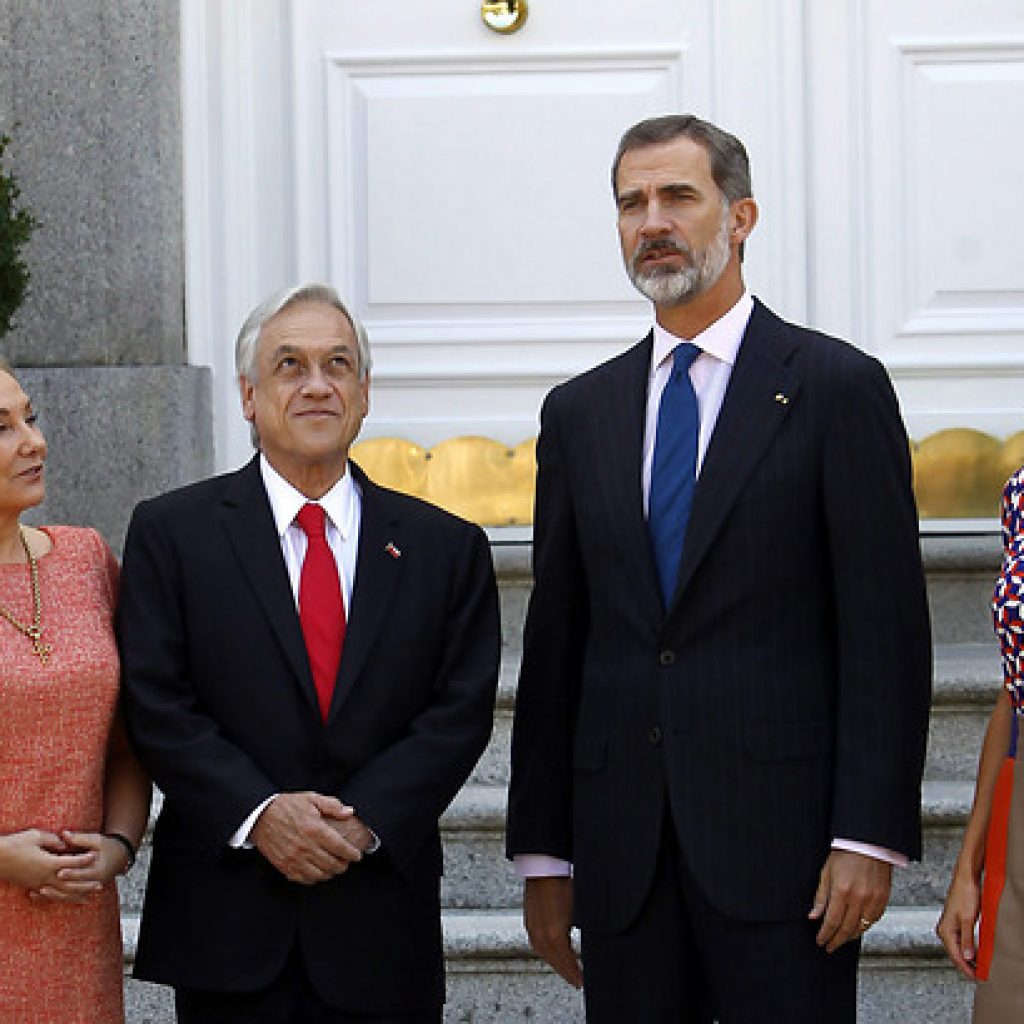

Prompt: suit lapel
xmin=218 ymin=457 xmax=320 ymax=715
xmin=594 ymin=335 xmax=664 ymax=620
xmin=672 ymin=300 xmax=801 ymax=607
xmin=327 ymin=464 xmax=404 ymax=722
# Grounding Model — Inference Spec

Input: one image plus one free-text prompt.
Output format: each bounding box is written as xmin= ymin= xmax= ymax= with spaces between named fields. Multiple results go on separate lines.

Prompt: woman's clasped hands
xmin=0 ymin=827 xmax=131 ymax=902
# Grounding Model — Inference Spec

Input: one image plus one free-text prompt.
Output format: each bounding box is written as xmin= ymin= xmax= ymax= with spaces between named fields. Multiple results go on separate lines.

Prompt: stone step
xmin=492 ymin=540 xmax=529 ymax=668
xmin=467 ymin=661 xmax=516 ymax=786
xmin=895 ymin=781 xmax=972 ymax=907
xmin=441 ymin=784 xmax=515 ymax=910
xmin=121 ymin=906 xmax=973 ymax=1023
xmin=926 ymin=641 xmax=1002 ymax=781
xmin=921 ymin=533 xmax=1001 ymax=645
xmin=859 ymin=907 xmax=974 ymax=1023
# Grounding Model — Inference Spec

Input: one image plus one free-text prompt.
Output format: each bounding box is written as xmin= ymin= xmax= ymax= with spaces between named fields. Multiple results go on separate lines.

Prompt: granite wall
xmin=0 ymin=0 xmax=210 ymax=550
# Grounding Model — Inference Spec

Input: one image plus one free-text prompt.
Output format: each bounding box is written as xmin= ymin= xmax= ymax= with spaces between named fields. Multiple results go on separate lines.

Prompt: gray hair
xmin=611 ymin=114 xmax=752 ymax=204
xmin=234 ymin=282 xmax=372 ymax=384
xmin=235 ymin=283 xmax=371 ymax=449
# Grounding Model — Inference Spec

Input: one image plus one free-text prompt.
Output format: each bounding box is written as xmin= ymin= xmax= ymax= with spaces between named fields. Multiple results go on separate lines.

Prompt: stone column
xmin=0 ymin=0 xmax=209 ymax=551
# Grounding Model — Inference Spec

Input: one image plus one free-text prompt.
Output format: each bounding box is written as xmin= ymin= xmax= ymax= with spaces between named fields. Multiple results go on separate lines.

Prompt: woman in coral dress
xmin=938 ymin=464 xmax=1024 ymax=1021
xmin=0 ymin=361 xmax=150 ymax=1023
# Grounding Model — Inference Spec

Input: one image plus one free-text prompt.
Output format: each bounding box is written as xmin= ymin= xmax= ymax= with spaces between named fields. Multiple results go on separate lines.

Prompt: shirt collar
xmin=651 ymin=291 xmax=754 ymax=371
xmin=259 ymin=454 xmax=358 ymax=540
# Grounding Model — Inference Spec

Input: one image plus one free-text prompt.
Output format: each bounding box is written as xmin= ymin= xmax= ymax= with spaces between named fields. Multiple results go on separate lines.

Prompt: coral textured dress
xmin=974 ymin=467 xmax=1024 ymax=1022
xmin=0 ymin=526 xmax=124 ymax=1023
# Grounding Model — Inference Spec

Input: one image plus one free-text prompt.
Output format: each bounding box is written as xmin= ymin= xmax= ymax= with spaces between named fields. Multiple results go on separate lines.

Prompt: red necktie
xmin=296 ymin=503 xmax=345 ymax=720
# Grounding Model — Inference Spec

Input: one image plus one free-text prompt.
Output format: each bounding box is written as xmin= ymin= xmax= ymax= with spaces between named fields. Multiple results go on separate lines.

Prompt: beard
xmin=626 ymin=205 xmax=732 ymax=306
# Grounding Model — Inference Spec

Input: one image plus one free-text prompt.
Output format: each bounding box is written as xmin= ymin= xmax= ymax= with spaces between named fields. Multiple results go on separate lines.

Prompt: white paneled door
xmin=183 ymin=1 xmax=1023 ymax=471
xmin=806 ymin=0 xmax=1024 ymax=441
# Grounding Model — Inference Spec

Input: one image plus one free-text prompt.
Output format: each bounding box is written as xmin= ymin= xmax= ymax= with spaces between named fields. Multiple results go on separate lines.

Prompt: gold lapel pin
xmin=774 ymin=392 xmax=790 ymax=406
xmin=384 ymin=542 xmax=402 ymax=559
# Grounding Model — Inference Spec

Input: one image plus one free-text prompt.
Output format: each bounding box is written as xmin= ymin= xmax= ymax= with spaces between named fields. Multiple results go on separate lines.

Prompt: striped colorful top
xmin=994 ymin=466 xmax=1024 ymax=724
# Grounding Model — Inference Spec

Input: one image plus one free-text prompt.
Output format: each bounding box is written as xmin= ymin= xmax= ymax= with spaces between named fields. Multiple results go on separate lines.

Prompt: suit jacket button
xmin=649 ymin=726 xmax=662 ymax=746
xmin=659 ymin=650 xmax=675 ymax=666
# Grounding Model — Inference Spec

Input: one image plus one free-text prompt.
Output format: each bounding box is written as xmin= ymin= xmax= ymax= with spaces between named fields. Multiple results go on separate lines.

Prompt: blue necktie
xmin=648 ymin=343 xmax=701 ymax=606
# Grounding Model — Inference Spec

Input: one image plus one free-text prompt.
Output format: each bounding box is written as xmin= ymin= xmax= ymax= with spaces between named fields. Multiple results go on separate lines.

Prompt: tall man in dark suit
xmin=119 ymin=283 xmax=500 ymax=1023
xmin=506 ymin=115 xmax=932 ymax=1022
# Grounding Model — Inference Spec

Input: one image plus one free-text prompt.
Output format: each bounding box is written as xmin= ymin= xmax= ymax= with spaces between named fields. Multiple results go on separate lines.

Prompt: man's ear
xmin=731 ymin=197 xmax=758 ymax=245
xmin=239 ymin=375 xmax=256 ymax=423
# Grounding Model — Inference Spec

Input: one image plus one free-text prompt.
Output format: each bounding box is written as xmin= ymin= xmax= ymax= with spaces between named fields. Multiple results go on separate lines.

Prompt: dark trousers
xmin=580 ymin=820 xmax=859 ymax=1024
xmin=174 ymin=942 xmax=442 ymax=1024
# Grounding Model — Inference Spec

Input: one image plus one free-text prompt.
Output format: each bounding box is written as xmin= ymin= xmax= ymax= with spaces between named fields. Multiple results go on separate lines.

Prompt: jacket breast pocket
xmin=744 ymin=719 xmax=829 ymax=762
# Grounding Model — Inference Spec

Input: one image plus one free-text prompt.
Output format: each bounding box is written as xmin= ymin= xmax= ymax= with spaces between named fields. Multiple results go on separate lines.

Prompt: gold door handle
xmin=481 ymin=0 xmax=528 ymax=34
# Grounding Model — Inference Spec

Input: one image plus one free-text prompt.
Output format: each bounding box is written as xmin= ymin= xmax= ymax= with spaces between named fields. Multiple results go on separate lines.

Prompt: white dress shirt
xmin=642 ymin=291 xmax=753 ymax=510
xmin=260 ymin=455 xmax=361 ymax=611
xmin=516 ymin=292 xmax=905 ymax=877
xmin=228 ymin=455 xmax=362 ymax=847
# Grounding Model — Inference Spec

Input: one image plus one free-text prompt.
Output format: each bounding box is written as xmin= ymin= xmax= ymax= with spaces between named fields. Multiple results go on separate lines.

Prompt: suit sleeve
xmin=822 ymin=355 xmax=932 ymax=859
xmin=117 ymin=500 xmax=278 ymax=845
xmin=506 ymin=390 xmax=588 ymax=861
xmin=338 ymin=523 xmax=500 ymax=873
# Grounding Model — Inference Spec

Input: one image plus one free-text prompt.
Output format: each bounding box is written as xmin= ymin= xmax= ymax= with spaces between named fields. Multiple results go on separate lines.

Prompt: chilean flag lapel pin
xmin=385 ymin=542 xmax=402 ymax=559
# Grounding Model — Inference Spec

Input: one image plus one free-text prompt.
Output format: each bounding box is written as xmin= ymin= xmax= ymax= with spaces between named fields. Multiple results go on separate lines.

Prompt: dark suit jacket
xmin=506 ymin=299 xmax=932 ymax=932
xmin=118 ymin=457 xmax=499 ymax=1013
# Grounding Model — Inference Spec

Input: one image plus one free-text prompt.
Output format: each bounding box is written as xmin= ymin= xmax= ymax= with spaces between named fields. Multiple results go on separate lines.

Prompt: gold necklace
xmin=0 ymin=526 xmax=52 ymax=663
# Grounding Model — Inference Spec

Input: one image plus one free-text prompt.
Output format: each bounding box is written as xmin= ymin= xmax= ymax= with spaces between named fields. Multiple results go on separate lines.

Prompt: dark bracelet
xmin=103 ymin=831 xmax=137 ymax=871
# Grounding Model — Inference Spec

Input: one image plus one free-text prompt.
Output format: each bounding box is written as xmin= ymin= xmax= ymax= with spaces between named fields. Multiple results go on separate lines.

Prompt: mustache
xmin=633 ymin=238 xmax=691 ymax=261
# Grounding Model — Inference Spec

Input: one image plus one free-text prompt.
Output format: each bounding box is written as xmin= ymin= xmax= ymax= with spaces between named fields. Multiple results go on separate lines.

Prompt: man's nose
xmin=639 ymin=200 xmax=672 ymax=235
xmin=301 ymin=365 xmax=332 ymax=394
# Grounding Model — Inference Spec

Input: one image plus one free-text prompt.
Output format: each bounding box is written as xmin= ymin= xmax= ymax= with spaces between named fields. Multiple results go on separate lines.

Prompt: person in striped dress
xmin=938 ymin=464 xmax=1024 ymax=1021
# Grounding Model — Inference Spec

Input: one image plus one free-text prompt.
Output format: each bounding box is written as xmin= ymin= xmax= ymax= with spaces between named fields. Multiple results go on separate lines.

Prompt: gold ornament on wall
xmin=913 ymin=429 xmax=1006 ymax=519
xmin=353 ymin=428 xmax=1020 ymax=526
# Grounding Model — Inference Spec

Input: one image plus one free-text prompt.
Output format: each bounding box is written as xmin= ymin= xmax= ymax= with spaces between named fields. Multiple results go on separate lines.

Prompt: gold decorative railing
xmin=913 ymin=429 xmax=1024 ymax=519
xmin=352 ymin=437 xmax=537 ymax=526
xmin=352 ymin=429 xmax=1024 ymax=527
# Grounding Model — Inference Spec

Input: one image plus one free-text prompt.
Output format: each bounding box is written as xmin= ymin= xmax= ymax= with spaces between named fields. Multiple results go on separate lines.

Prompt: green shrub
xmin=0 ymin=133 xmax=38 ymax=339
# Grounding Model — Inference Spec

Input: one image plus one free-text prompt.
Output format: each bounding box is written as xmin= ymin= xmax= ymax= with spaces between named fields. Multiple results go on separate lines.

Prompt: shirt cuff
xmin=831 ymin=838 xmax=908 ymax=868
xmin=229 ymin=795 xmax=278 ymax=849
xmin=364 ymin=828 xmax=382 ymax=854
xmin=514 ymin=854 xmax=573 ymax=878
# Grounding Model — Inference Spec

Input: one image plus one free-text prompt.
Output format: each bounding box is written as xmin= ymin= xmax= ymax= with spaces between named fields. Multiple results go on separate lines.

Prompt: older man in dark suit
xmin=119 ymin=283 xmax=500 ymax=1023
xmin=506 ymin=114 xmax=932 ymax=1022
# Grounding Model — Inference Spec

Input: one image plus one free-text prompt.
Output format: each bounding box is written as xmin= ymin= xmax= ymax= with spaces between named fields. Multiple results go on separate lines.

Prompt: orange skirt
xmin=974 ymin=717 xmax=1024 ymax=1022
